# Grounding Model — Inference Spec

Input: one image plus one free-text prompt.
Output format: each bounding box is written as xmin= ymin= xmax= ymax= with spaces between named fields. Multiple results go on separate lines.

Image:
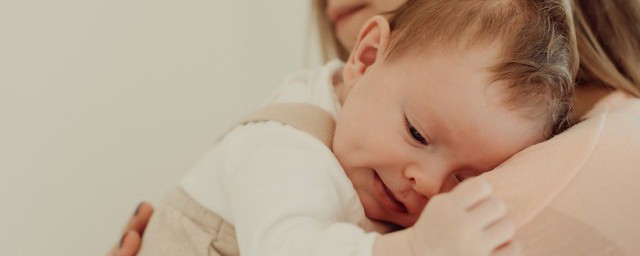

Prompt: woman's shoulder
xmin=604 ymin=90 xmax=640 ymax=120
xmin=502 ymin=91 xmax=640 ymax=254
xmin=481 ymin=89 xmax=640 ymax=223
xmin=584 ymin=90 xmax=640 ymax=120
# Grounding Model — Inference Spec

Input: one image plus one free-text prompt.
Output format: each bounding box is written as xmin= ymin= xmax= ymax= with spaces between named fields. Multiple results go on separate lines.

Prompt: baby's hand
xmin=408 ymin=178 xmax=519 ymax=256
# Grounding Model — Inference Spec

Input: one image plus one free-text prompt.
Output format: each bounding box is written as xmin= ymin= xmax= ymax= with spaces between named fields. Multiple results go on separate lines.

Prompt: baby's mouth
xmin=373 ymin=171 xmax=408 ymax=213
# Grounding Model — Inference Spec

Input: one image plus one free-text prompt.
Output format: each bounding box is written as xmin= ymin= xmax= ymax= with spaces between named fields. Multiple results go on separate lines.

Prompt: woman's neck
xmin=571 ymin=84 xmax=613 ymax=122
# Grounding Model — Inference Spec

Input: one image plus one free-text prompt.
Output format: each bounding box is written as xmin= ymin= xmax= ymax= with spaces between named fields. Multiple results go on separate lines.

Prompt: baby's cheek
xmin=438 ymin=176 xmax=460 ymax=194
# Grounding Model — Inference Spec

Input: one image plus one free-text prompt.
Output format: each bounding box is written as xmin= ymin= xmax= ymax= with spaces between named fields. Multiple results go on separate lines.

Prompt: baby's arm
xmin=229 ymin=128 xmax=382 ymax=256
xmin=374 ymin=178 xmax=519 ymax=256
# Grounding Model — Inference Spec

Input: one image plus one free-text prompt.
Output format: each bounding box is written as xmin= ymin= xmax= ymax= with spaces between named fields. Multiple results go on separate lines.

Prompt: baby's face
xmin=333 ymin=43 xmax=545 ymax=227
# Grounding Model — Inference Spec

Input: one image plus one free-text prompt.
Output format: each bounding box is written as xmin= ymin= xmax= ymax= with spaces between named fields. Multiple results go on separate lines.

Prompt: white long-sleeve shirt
xmin=180 ymin=60 xmax=380 ymax=256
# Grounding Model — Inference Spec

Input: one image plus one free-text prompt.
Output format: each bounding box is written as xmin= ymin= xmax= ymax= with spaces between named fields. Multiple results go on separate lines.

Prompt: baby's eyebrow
xmin=412 ymin=102 xmax=453 ymax=145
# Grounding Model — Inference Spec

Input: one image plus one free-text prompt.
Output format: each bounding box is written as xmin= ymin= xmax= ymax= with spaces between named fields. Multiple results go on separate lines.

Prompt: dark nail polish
xmin=133 ymin=203 xmax=142 ymax=217
xmin=119 ymin=232 xmax=127 ymax=249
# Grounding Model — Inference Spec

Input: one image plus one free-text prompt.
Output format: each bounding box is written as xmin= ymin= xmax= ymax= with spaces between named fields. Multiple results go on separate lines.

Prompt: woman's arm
xmin=108 ymin=202 xmax=154 ymax=256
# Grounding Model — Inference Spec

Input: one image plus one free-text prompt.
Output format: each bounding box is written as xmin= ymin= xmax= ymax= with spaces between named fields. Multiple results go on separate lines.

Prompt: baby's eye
xmin=408 ymin=122 xmax=428 ymax=145
xmin=454 ymin=172 xmax=476 ymax=183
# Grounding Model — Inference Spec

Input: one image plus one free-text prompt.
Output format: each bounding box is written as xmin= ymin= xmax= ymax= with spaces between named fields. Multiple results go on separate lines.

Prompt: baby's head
xmin=332 ymin=0 xmax=577 ymax=227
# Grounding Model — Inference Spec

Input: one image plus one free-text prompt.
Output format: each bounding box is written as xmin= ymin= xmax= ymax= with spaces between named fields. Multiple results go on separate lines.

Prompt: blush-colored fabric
xmin=482 ymin=91 xmax=640 ymax=255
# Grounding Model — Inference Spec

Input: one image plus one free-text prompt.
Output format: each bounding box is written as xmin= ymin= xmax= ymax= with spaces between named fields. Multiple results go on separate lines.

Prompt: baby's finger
xmin=492 ymin=241 xmax=521 ymax=256
xmin=484 ymin=218 xmax=516 ymax=248
xmin=468 ymin=196 xmax=507 ymax=227
xmin=449 ymin=177 xmax=492 ymax=209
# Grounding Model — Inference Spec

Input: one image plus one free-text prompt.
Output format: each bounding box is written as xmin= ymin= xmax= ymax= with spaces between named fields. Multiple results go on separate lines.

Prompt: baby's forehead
xmin=391 ymin=41 xmax=553 ymax=139
xmin=390 ymin=40 xmax=506 ymax=94
xmin=402 ymin=82 xmax=544 ymax=171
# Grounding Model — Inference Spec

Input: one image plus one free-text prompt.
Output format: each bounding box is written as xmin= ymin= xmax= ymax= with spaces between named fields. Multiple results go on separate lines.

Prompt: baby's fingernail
xmin=133 ymin=203 xmax=142 ymax=217
xmin=119 ymin=232 xmax=128 ymax=249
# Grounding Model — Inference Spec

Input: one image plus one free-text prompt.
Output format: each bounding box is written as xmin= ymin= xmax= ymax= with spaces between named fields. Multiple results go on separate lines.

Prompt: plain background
xmin=0 ymin=1 xmax=321 ymax=255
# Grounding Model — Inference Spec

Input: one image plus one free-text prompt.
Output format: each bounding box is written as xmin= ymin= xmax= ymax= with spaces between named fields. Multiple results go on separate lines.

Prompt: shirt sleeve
xmin=224 ymin=122 xmax=379 ymax=256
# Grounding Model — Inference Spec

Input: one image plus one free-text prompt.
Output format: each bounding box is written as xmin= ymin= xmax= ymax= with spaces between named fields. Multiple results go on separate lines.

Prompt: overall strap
xmin=234 ymin=103 xmax=336 ymax=148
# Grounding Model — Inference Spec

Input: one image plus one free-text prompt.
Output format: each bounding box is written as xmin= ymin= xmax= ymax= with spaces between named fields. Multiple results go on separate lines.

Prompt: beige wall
xmin=0 ymin=0 xmax=319 ymax=255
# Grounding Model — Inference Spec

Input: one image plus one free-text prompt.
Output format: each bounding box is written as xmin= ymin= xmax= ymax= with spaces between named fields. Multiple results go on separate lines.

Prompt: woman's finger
xmin=116 ymin=231 xmax=142 ymax=256
xmin=123 ymin=202 xmax=154 ymax=234
xmin=109 ymin=202 xmax=154 ymax=256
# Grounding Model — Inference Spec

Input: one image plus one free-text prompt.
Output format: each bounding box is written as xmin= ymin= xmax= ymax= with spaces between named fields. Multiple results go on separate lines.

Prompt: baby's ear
xmin=343 ymin=15 xmax=391 ymax=85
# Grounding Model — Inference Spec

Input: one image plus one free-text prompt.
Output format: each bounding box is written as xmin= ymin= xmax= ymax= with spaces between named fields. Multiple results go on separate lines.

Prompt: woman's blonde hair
xmin=313 ymin=0 xmax=350 ymax=62
xmin=573 ymin=0 xmax=640 ymax=97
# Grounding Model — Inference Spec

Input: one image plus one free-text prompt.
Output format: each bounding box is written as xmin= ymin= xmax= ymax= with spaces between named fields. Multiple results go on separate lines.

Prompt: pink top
xmin=482 ymin=91 xmax=640 ymax=255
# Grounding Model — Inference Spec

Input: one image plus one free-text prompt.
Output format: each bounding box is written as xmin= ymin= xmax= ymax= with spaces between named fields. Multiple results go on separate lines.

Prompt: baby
xmin=138 ymin=0 xmax=576 ymax=255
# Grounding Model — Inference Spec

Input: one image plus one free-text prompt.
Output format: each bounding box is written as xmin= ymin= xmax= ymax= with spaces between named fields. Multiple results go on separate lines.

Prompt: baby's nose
xmin=405 ymin=168 xmax=443 ymax=198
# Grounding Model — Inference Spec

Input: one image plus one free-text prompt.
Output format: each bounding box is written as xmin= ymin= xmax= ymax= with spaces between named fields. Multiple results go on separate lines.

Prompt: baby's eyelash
xmin=406 ymin=117 xmax=428 ymax=145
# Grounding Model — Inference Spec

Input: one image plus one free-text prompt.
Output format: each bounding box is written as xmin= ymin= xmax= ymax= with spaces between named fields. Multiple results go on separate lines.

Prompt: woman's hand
xmin=108 ymin=202 xmax=154 ymax=256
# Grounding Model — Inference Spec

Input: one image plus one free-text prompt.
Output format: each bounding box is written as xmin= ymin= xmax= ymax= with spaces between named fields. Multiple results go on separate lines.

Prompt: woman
xmin=111 ymin=0 xmax=640 ymax=255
